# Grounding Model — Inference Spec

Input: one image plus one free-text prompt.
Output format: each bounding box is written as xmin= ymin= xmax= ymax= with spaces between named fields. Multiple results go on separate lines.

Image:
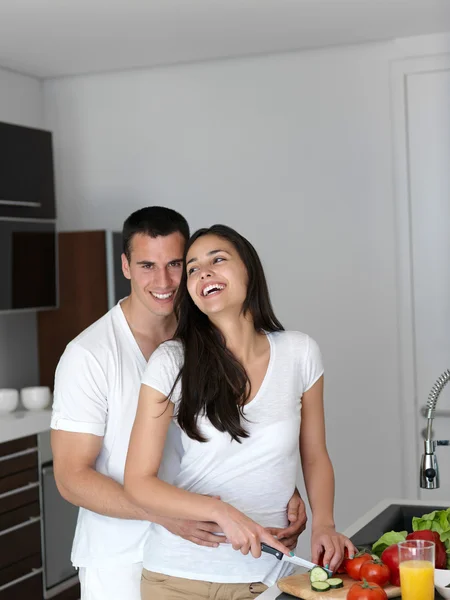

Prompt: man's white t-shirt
xmin=51 ymin=301 xmax=182 ymax=568
xmin=140 ymin=330 xmax=324 ymax=587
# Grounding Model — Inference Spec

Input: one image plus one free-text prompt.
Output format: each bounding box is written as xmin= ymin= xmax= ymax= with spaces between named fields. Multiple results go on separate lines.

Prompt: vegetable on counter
xmin=335 ymin=548 xmax=349 ymax=574
xmin=406 ymin=530 xmax=447 ymax=569
xmin=343 ymin=552 xmax=373 ymax=580
xmin=380 ymin=544 xmax=400 ymax=586
xmin=359 ymin=559 xmax=390 ymax=587
xmin=310 ymin=578 xmax=344 ymax=592
xmin=412 ymin=508 xmax=450 ymax=568
xmin=371 ymin=531 xmax=407 ymax=557
xmin=310 ymin=566 xmax=329 ymax=584
xmin=311 ymin=581 xmax=330 ymax=592
xmin=327 ymin=578 xmax=344 ymax=589
xmin=307 ymin=508 xmax=450 ymax=595
xmin=371 ymin=507 xmax=450 ymax=570
xmin=309 ymin=567 xmax=343 ymax=592
xmin=346 ymin=579 xmax=388 ymax=600
xmin=373 ymin=530 xmax=448 ymax=585
xmin=318 ymin=549 xmax=348 ymax=574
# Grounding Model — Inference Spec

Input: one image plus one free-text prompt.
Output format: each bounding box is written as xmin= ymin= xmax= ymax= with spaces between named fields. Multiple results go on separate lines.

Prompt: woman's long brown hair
xmin=168 ymin=225 xmax=284 ymax=442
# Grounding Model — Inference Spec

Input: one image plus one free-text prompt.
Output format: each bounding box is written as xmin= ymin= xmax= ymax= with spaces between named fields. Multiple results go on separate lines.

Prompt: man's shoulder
xmin=62 ymin=308 xmax=119 ymax=363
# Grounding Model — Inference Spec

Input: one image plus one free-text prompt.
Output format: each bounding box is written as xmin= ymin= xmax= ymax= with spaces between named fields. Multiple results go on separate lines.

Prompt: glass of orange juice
xmin=398 ymin=539 xmax=435 ymax=600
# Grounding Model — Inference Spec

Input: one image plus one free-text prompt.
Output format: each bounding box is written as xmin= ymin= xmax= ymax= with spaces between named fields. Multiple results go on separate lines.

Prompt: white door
xmin=405 ymin=65 xmax=450 ymax=500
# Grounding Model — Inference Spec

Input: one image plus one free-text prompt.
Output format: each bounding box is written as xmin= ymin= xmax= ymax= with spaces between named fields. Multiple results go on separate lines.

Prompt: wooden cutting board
xmin=277 ymin=573 xmax=401 ymax=599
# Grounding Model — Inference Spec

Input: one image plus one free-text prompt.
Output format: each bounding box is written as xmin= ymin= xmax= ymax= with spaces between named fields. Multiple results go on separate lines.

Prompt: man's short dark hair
xmin=122 ymin=206 xmax=190 ymax=261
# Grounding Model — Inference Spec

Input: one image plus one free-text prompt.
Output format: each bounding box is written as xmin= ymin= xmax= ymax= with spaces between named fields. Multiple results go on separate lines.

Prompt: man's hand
xmin=265 ymin=488 xmax=307 ymax=550
xmin=159 ymin=517 xmax=226 ymax=548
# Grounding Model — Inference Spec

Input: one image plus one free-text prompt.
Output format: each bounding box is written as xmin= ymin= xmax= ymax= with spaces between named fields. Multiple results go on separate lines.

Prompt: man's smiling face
xmin=122 ymin=231 xmax=185 ymax=317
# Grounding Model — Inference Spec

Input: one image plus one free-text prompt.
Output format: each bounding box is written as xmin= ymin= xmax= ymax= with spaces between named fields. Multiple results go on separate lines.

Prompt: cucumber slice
xmin=327 ymin=578 xmax=344 ymax=589
xmin=309 ymin=566 xmax=329 ymax=583
xmin=311 ymin=581 xmax=331 ymax=592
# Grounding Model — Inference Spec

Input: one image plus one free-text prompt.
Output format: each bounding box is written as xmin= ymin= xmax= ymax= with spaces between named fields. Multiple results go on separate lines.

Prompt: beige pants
xmin=141 ymin=569 xmax=268 ymax=600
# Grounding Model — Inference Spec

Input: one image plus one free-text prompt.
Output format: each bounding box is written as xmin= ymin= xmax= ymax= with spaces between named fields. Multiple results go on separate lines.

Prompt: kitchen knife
xmin=261 ymin=543 xmax=333 ymax=576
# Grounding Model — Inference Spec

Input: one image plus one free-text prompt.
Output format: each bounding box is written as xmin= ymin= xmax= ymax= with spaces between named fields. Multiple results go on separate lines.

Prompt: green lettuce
xmin=412 ymin=508 xmax=450 ymax=568
xmin=372 ymin=530 xmax=408 ymax=557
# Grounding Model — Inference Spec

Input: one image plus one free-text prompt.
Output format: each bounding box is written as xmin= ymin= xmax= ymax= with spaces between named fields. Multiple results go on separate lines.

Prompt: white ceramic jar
xmin=20 ymin=386 xmax=52 ymax=411
xmin=0 ymin=389 xmax=19 ymax=413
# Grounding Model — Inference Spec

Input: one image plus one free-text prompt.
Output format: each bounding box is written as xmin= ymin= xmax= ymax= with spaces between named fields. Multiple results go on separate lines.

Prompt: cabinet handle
xmin=0 ymin=446 xmax=38 ymax=463
xmin=0 ymin=481 xmax=39 ymax=500
xmin=0 ymin=515 xmax=41 ymax=537
xmin=0 ymin=200 xmax=41 ymax=207
xmin=42 ymin=465 xmax=54 ymax=477
xmin=0 ymin=567 xmax=43 ymax=591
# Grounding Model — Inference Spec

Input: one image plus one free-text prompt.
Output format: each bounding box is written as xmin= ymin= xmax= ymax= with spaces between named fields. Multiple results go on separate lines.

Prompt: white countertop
xmin=259 ymin=497 xmax=450 ymax=599
xmin=0 ymin=409 xmax=51 ymax=444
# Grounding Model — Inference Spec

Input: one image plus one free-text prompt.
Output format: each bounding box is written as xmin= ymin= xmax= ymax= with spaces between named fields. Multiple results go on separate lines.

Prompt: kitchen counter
xmin=0 ymin=409 xmax=51 ymax=444
xmin=259 ymin=498 xmax=450 ymax=600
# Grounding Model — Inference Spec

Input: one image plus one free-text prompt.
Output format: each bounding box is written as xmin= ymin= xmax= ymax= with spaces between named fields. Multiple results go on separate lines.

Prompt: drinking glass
xmin=398 ymin=539 xmax=435 ymax=600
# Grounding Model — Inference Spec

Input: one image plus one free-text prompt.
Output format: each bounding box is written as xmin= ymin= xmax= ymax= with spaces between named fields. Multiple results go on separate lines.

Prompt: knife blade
xmin=261 ymin=543 xmax=333 ymax=576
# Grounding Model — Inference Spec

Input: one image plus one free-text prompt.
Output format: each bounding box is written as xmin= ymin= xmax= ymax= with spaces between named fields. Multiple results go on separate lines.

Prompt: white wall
xmin=0 ymin=68 xmax=44 ymax=390
xmin=42 ymin=34 xmax=450 ymax=552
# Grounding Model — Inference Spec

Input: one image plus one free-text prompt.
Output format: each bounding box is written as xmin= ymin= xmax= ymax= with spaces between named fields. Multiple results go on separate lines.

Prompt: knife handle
xmin=261 ymin=543 xmax=284 ymax=560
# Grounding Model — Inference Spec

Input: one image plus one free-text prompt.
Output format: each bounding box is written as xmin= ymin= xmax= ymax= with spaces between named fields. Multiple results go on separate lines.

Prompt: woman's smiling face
xmin=186 ymin=234 xmax=249 ymax=317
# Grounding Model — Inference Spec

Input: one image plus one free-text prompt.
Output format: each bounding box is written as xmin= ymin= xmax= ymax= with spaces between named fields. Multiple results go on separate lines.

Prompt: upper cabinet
xmin=0 ymin=121 xmax=56 ymax=220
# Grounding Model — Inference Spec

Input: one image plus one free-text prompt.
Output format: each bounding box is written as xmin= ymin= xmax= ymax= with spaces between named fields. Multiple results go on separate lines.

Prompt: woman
xmin=124 ymin=225 xmax=356 ymax=600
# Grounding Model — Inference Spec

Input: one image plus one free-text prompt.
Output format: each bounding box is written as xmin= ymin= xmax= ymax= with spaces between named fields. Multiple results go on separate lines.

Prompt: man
xmin=51 ymin=206 xmax=306 ymax=600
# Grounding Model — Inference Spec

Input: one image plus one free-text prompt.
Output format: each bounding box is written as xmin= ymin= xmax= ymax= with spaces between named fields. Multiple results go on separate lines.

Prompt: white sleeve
xmin=141 ymin=342 xmax=183 ymax=404
xmin=51 ymin=344 xmax=108 ymax=437
xmin=303 ymin=336 xmax=324 ymax=392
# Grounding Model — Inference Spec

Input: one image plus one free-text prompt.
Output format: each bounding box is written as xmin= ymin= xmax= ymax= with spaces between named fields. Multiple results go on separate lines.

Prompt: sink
xmin=349 ymin=503 xmax=448 ymax=549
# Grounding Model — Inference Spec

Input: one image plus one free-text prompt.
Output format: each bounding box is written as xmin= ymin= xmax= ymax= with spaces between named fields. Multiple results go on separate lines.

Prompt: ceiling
xmin=1 ymin=0 xmax=450 ymax=79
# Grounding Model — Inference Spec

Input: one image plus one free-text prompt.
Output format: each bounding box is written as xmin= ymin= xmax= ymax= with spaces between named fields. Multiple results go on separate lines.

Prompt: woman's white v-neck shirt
xmin=140 ymin=330 xmax=323 ymax=587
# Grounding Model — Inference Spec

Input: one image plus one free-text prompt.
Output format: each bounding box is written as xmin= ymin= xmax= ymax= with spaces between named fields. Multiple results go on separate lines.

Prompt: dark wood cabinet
xmin=34 ymin=231 xmax=112 ymax=598
xmin=0 ymin=450 xmax=38 ymax=480
xmin=0 ymin=570 xmax=43 ymax=600
xmin=0 ymin=435 xmax=80 ymax=599
xmin=0 ymin=520 xmax=41 ymax=570
xmin=0 ymin=436 xmax=37 ymax=458
xmin=0 ymin=502 xmax=40 ymax=533
xmin=0 ymin=486 xmax=40 ymax=516
xmin=0 ymin=554 xmax=42 ymax=588
xmin=0 ymin=121 xmax=56 ymax=219
xmin=38 ymin=230 xmax=109 ymax=389
xmin=0 ymin=219 xmax=57 ymax=311
xmin=0 ymin=436 xmax=42 ymax=598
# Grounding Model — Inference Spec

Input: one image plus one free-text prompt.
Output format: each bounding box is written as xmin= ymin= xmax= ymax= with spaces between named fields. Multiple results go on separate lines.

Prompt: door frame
xmin=391 ymin=53 xmax=450 ymax=499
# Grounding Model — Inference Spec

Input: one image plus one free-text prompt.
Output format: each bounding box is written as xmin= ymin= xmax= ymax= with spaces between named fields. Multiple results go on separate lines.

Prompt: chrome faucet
xmin=420 ymin=369 xmax=450 ymax=489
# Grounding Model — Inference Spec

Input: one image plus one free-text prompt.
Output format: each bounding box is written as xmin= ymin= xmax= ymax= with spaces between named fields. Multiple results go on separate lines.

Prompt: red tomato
xmin=344 ymin=552 xmax=372 ymax=580
xmin=359 ymin=560 xmax=390 ymax=587
xmin=336 ymin=547 xmax=349 ymax=574
xmin=380 ymin=544 xmax=400 ymax=586
xmin=347 ymin=579 xmax=388 ymax=600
